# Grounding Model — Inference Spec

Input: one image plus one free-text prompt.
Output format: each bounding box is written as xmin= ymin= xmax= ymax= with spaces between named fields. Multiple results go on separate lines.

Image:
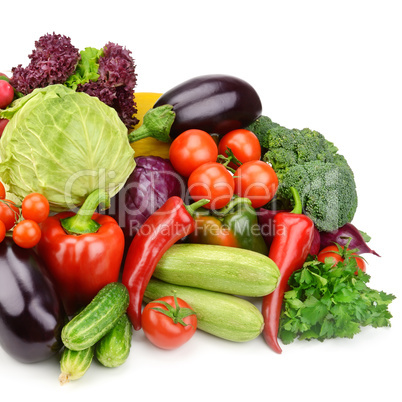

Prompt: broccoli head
xmin=246 ymin=116 xmax=358 ymax=232
xmin=277 ymin=161 xmax=358 ymax=232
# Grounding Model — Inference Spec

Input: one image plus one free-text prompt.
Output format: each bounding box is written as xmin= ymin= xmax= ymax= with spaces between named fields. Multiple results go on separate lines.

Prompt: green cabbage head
xmin=0 ymin=84 xmax=135 ymax=211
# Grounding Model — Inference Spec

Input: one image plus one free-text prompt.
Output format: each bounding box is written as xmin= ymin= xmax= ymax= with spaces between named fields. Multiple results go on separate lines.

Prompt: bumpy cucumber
xmin=96 ymin=313 xmax=133 ymax=368
xmin=153 ymin=243 xmax=280 ymax=297
xmin=61 ymin=282 xmax=129 ymax=351
xmin=144 ymin=278 xmax=264 ymax=342
xmin=59 ymin=345 xmax=94 ymax=385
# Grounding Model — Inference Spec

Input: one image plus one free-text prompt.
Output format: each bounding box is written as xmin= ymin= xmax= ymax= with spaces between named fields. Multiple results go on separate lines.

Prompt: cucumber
xmin=59 ymin=345 xmax=94 ymax=385
xmin=61 ymin=282 xmax=129 ymax=351
xmin=153 ymin=243 xmax=280 ymax=297
xmin=144 ymin=278 xmax=264 ymax=342
xmin=96 ymin=313 xmax=133 ymax=368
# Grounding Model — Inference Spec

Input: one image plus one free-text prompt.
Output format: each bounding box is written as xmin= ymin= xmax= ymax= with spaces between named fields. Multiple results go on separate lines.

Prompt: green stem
xmin=61 ymin=189 xmax=110 ymax=235
xmin=289 ymin=187 xmax=303 ymax=215
xmin=214 ymin=196 xmax=252 ymax=216
xmin=217 ymin=147 xmax=242 ymax=174
xmin=127 ymin=105 xmax=176 ymax=143
xmin=184 ymin=199 xmax=210 ymax=217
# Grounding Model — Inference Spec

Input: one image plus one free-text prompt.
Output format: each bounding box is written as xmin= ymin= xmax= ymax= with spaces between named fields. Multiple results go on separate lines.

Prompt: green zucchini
xmin=96 ymin=313 xmax=133 ymax=368
xmin=59 ymin=345 xmax=94 ymax=385
xmin=61 ymin=282 xmax=129 ymax=351
xmin=144 ymin=278 xmax=264 ymax=342
xmin=153 ymin=243 xmax=280 ymax=297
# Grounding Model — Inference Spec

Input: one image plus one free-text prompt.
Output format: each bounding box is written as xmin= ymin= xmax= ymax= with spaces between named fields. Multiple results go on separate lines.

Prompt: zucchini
xmin=59 ymin=345 xmax=94 ymax=385
xmin=153 ymin=243 xmax=280 ymax=297
xmin=61 ymin=282 xmax=129 ymax=351
xmin=96 ymin=313 xmax=133 ymax=368
xmin=144 ymin=278 xmax=264 ymax=342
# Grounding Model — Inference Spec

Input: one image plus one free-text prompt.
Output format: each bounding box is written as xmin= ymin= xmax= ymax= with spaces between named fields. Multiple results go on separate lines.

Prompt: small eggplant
xmin=0 ymin=238 xmax=65 ymax=363
xmin=128 ymin=74 xmax=262 ymax=142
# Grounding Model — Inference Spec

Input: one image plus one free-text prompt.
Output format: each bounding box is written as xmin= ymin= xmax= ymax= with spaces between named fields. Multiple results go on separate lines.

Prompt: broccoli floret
xmin=246 ymin=116 xmax=358 ymax=232
xmin=278 ymin=161 xmax=358 ymax=232
xmin=246 ymin=116 xmax=279 ymax=150
xmin=265 ymin=126 xmax=340 ymax=170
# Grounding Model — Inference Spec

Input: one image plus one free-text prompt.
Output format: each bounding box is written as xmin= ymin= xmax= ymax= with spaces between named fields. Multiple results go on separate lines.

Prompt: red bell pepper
xmin=37 ymin=189 xmax=124 ymax=316
xmin=122 ymin=196 xmax=209 ymax=331
xmin=261 ymin=187 xmax=315 ymax=353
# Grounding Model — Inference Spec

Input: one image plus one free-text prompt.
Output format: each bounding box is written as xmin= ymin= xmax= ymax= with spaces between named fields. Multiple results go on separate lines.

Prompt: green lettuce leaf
xmin=65 ymin=47 xmax=104 ymax=90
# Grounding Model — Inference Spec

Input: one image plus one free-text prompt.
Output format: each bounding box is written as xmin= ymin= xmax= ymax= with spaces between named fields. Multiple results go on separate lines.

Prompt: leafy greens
xmin=279 ymin=256 xmax=396 ymax=344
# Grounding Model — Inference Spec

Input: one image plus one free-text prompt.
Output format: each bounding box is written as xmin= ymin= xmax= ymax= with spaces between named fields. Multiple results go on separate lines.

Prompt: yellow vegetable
xmin=130 ymin=92 xmax=171 ymax=159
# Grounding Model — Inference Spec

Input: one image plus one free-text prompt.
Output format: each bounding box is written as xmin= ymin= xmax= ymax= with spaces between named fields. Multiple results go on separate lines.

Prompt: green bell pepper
xmin=188 ymin=197 xmax=268 ymax=255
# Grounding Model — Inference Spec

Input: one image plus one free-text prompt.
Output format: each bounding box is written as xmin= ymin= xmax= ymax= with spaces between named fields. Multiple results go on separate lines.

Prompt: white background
xmin=1 ymin=1 xmax=401 ymax=400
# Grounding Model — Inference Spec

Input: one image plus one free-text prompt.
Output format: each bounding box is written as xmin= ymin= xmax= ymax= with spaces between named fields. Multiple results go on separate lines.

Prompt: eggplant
xmin=154 ymin=74 xmax=262 ymax=139
xmin=0 ymin=238 xmax=65 ymax=363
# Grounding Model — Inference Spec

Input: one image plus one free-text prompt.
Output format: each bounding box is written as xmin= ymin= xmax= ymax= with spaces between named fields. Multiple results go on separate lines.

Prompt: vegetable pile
xmin=0 ymin=32 xmax=396 ymax=385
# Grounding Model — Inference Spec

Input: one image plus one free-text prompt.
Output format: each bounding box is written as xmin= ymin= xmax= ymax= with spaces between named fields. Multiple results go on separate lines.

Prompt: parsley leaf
xmin=278 ymin=256 xmax=396 ymax=344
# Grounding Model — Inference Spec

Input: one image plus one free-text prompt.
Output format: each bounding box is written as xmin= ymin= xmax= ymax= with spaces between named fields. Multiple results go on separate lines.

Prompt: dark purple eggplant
xmin=0 ymin=238 xmax=65 ymax=363
xmin=155 ymin=74 xmax=262 ymax=138
xmin=128 ymin=74 xmax=262 ymax=143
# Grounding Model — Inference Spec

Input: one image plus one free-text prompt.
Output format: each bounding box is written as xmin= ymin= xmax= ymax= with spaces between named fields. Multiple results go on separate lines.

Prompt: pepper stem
xmin=289 ymin=187 xmax=303 ymax=215
xmin=127 ymin=105 xmax=175 ymax=143
xmin=60 ymin=189 xmax=110 ymax=235
xmin=184 ymin=199 xmax=210 ymax=217
xmin=214 ymin=196 xmax=252 ymax=216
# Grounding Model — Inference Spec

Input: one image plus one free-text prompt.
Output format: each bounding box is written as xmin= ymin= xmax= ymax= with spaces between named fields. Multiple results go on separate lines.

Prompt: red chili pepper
xmin=122 ymin=196 xmax=209 ymax=330
xmin=261 ymin=187 xmax=315 ymax=353
xmin=37 ymin=190 xmax=124 ymax=316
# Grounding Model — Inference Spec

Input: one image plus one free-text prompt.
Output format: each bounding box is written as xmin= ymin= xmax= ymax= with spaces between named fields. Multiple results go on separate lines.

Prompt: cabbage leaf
xmin=0 ymin=84 xmax=135 ymax=211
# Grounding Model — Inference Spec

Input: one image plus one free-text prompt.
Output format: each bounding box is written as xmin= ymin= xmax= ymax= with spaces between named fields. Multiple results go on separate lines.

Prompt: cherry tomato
xmin=0 ymin=119 xmax=9 ymax=138
xmin=317 ymin=245 xmax=366 ymax=273
xmin=234 ymin=160 xmax=278 ymax=208
xmin=0 ymin=199 xmax=20 ymax=231
xmin=169 ymin=129 xmax=218 ymax=177
xmin=21 ymin=193 xmax=50 ymax=223
xmin=12 ymin=219 xmax=42 ymax=248
xmin=188 ymin=162 xmax=234 ymax=210
xmin=142 ymin=295 xmax=197 ymax=350
xmin=0 ymin=80 xmax=14 ymax=109
xmin=0 ymin=182 xmax=5 ymax=199
xmin=0 ymin=220 xmax=6 ymax=243
xmin=218 ymin=129 xmax=261 ymax=169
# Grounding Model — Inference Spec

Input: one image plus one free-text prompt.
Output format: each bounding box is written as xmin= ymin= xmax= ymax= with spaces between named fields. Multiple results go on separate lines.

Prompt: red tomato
xmin=0 ymin=80 xmax=14 ymax=109
xmin=142 ymin=296 xmax=197 ymax=350
xmin=0 ymin=182 xmax=5 ymax=199
xmin=169 ymin=129 xmax=218 ymax=177
xmin=22 ymin=193 xmax=50 ymax=223
xmin=188 ymin=162 xmax=234 ymax=210
xmin=12 ymin=219 xmax=42 ymax=248
xmin=234 ymin=160 xmax=278 ymax=208
xmin=317 ymin=245 xmax=366 ymax=273
xmin=0 ymin=119 xmax=9 ymax=138
xmin=0 ymin=199 xmax=20 ymax=231
xmin=218 ymin=129 xmax=261 ymax=169
xmin=0 ymin=220 xmax=6 ymax=243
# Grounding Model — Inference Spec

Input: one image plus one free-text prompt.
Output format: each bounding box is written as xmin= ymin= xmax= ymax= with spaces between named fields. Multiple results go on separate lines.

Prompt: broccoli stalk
xmin=247 ymin=116 xmax=358 ymax=232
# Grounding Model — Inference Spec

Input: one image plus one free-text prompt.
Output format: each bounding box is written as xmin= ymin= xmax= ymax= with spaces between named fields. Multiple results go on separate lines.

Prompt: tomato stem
xmin=148 ymin=293 xmax=196 ymax=327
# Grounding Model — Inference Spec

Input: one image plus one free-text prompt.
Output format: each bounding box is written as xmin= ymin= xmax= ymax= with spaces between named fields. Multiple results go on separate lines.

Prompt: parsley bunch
xmin=279 ymin=255 xmax=396 ymax=344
